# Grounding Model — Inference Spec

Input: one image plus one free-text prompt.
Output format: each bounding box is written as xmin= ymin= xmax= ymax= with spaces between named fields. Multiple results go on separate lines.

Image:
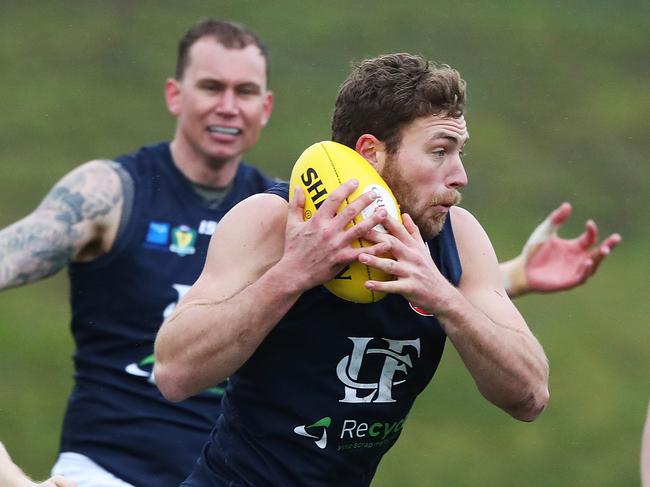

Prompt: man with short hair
xmin=154 ymin=53 xmax=550 ymax=486
xmin=0 ymin=19 xmax=276 ymax=487
xmin=1 ymin=19 xmax=620 ymax=487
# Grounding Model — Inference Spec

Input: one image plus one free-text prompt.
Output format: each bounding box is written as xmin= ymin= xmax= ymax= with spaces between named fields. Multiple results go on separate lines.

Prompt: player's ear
xmin=260 ymin=90 xmax=274 ymax=127
xmin=164 ymin=78 xmax=182 ymax=117
xmin=355 ymin=134 xmax=387 ymax=172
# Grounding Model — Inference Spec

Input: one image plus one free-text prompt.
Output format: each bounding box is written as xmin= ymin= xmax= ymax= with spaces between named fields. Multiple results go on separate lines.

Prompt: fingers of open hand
xmin=524 ymin=215 xmax=559 ymax=252
xmin=572 ymin=231 xmax=621 ymax=285
xmin=576 ymin=219 xmax=599 ymax=249
xmin=601 ymin=233 xmax=622 ymax=253
xmin=549 ymin=201 xmax=572 ymax=226
xmin=589 ymin=233 xmax=622 ymax=269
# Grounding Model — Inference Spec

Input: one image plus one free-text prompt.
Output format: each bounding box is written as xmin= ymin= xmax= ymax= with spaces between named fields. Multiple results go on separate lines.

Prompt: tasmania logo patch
xmin=169 ymin=225 xmax=197 ymax=256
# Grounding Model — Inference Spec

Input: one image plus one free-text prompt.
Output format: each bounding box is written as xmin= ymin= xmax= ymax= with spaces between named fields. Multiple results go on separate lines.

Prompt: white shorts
xmin=51 ymin=452 xmax=134 ymax=487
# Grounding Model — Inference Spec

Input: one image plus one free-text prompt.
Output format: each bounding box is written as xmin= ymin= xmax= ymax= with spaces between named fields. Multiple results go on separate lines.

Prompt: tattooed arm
xmin=0 ymin=160 xmax=123 ymax=290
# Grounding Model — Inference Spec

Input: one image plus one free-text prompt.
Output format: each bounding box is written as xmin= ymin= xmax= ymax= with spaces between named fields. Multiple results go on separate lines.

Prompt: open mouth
xmin=207 ymin=125 xmax=242 ymax=136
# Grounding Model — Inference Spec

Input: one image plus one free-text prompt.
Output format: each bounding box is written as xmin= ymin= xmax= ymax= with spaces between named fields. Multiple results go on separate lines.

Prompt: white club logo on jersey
xmin=126 ymin=283 xmax=190 ymax=384
xmin=162 ymin=284 xmax=191 ymax=320
xmin=336 ymin=337 xmax=421 ymax=403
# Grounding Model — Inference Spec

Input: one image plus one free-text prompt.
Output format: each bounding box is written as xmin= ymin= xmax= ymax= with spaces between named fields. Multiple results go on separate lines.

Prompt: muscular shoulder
xmin=217 ymin=190 xmax=286 ymax=231
xmin=450 ymin=206 xmax=492 ymax=253
xmin=449 ymin=206 xmax=485 ymax=240
xmin=195 ymin=193 xmax=289 ymax=301
xmin=450 ymin=206 xmax=501 ymax=287
xmin=206 ymin=193 xmax=288 ymax=264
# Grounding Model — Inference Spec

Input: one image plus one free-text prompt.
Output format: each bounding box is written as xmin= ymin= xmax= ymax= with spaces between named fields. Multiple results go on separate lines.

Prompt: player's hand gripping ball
xmin=289 ymin=141 xmax=402 ymax=303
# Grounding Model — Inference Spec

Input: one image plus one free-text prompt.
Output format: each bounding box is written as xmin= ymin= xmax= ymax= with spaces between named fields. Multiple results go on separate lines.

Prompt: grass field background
xmin=1 ymin=1 xmax=648 ymax=485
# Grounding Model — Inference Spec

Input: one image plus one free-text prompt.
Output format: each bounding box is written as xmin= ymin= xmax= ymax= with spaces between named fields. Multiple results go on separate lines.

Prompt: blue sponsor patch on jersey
xmin=145 ymin=221 xmax=170 ymax=246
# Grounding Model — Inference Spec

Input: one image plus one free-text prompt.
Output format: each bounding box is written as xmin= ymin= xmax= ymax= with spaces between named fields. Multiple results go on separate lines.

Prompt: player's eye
xmin=200 ymin=82 xmax=223 ymax=93
xmin=237 ymin=84 xmax=261 ymax=96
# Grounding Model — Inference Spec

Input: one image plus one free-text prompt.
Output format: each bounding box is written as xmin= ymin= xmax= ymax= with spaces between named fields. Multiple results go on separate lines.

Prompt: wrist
xmin=418 ymin=281 xmax=465 ymax=320
xmin=262 ymin=258 xmax=313 ymax=300
xmin=501 ymin=255 xmax=529 ymax=298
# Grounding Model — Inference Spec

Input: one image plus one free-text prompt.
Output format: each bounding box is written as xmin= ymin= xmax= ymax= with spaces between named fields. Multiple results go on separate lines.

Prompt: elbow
xmin=495 ymin=360 xmax=550 ymax=422
xmin=153 ymin=361 xmax=193 ymax=403
xmin=507 ymin=384 xmax=550 ymax=422
xmin=154 ymin=326 xmax=199 ymax=402
xmin=509 ymin=351 xmax=551 ymax=422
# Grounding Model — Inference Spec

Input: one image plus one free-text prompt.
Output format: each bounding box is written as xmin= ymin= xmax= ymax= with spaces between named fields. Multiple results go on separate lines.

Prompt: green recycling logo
xmin=293 ymin=417 xmax=332 ymax=449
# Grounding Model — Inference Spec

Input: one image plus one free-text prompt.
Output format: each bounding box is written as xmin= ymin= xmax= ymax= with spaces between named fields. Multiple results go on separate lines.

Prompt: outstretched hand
xmin=520 ymin=202 xmax=621 ymax=294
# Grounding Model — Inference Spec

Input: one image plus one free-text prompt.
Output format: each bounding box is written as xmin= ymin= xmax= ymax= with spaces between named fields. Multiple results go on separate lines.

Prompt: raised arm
xmin=0 ymin=160 xmax=123 ymax=290
xmin=361 ymin=207 xmax=549 ymax=421
xmin=500 ymin=202 xmax=621 ymax=298
xmin=154 ymin=181 xmax=388 ymax=401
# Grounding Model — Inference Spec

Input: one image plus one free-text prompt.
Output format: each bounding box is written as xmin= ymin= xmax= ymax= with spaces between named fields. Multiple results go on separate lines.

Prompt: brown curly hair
xmin=331 ymin=53 xmax=466 ymax=154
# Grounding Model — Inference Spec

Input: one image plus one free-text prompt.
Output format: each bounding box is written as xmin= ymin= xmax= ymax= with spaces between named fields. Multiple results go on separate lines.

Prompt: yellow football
xmin=289 ymin=141 xmax=402 ymax=303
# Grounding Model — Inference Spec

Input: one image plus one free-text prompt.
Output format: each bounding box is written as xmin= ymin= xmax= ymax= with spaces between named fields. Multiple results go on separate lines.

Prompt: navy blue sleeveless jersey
xmin=184 ymin=181 xmax=462 ymax=486
xmin=59 ymin=142 xmax=276 ymax=486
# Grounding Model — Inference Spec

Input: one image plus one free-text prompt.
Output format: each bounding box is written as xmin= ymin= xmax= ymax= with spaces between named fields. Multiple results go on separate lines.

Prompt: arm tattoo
xmin=0 ymin=160 xmax=122 ymax=289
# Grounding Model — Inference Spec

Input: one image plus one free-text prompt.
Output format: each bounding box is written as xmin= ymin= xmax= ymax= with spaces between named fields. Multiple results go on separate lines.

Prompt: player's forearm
xmin=154 ymin=263 xmax=305 ymax=401
xmin=0 ymin=216 xmax=75 ymax=290
xmin=437 ymin=289 xmax=549 ymax=421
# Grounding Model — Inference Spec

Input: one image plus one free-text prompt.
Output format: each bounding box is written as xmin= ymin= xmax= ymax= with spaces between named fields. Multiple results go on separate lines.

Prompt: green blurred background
xmin=1 ymin=1 xmax=648 ymax=485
